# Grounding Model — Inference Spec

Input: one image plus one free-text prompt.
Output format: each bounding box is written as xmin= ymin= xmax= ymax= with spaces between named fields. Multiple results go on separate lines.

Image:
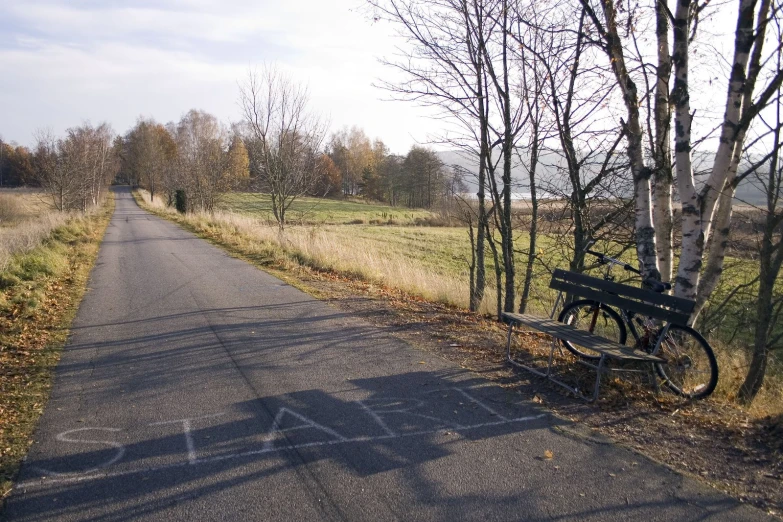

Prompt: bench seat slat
xmin=549 ymin=279 xmax=691 ymax=325
xmin=502 ymin=312 xmax=664 ymax=363
xmin=552 ymin=269 xmax=695 ymax=314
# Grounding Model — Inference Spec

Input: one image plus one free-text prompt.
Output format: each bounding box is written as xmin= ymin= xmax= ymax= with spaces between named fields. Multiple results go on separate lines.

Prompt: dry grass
xmin=0 ymin=192 xmax=71 ymax=273
xmin=710 ymin=341 xmax=783 ymax=418
xmin=0 ymin=191 xmax=50 ymax=225
xmin=0 ymin=194 xmax=26 ymax=225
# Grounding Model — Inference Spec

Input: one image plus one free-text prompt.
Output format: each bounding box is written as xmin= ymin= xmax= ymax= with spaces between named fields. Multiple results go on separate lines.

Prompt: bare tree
xmin=172 ymin=110 xmax=235 ymax=212
xmin=32 ymin=124 xmax=116 ymax=212
xmin=514 ymin=2 xmax=550 ymax=313
xmin=124 ymin=119 xmax=168 ymax=202
xmin=369 ymin=0 xmax=500 ymax=313
xmin=735 ymin=13 xmax=783 ymax=402
xmin=679 ymin=0 xmax=783 ymax=318
xmin=512 ymin=3 xmax=633 ymax=275
xmin=578 ymin=0 xmax=659 ymax=280
xmin=239 ymin=66 xmax=327 ymax=230
xmin=33 ymin=129 xmax=75 ymax=211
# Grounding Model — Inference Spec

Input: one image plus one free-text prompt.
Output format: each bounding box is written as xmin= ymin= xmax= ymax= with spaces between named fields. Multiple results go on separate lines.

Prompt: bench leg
xmin=648 ymin=363 xmax=661 ymax=397
xmin=505 ymin=322 xmax=514 ymax=362
xmin=546 ymin=337 xmax=557 ymax=377
xmin=591 ymin=355 xmax=607 ymax=402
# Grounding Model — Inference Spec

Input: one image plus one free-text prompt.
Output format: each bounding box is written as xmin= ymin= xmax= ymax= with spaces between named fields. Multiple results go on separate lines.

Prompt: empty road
xmin=2 ymin=188 xmax=766 ymax=521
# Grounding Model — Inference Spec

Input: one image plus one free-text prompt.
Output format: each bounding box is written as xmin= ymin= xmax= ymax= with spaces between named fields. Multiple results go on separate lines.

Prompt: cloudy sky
xmin=0 ymin=0 xmax=440 ymax=152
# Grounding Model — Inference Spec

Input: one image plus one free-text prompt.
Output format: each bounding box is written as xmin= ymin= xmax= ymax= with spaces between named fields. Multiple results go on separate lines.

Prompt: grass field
xmin=0 ymin=190 xmax=51 ymax=227
xmin=219 ymin=193 xmax=439 ymax=226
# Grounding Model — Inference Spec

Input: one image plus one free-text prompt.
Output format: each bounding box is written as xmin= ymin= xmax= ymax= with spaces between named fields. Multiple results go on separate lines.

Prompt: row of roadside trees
xmin=118 ymin=110 xmax=250 ymax=213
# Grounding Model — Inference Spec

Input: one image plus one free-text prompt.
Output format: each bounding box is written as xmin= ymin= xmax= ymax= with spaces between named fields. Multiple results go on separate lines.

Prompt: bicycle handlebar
xmin=585 ymin=249 xmax=672 ymax=292
xmin=585 ymin=249 xmax=640 ymax=274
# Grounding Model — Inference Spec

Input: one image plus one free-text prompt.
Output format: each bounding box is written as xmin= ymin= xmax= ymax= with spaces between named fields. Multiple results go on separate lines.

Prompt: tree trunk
xmin=653 ymin=0 xmax=674 ymax=283
xmin=470 ymin=39 xmax=490 ymax=313
xmin=584 ymin=0 xmax=658 ymax=278
xmin=500 ymin=1 xmax=514 ymax=314
xmin=485 ymin=222 xmax=503 ymax=320
xmin=738 ymin=263 xmax=774 ymax=403
xmin=467 ymin=215 xmax=478 ymax=310
xmin=739 ymin=78 xmax=783 ymax=403
xmin=519 ymin=137 xmax=539 ymax=314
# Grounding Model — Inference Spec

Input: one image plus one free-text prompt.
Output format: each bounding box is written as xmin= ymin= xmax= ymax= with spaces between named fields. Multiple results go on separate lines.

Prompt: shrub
xmin=175 ymin=190 xmax=187 ymax=214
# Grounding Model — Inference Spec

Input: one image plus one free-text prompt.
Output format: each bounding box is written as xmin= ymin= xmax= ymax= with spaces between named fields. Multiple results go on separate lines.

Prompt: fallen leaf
xmin=544 ymin=450 xmax=554 ymax=460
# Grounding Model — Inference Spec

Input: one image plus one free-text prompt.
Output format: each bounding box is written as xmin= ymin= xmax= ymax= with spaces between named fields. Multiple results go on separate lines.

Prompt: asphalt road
xmin=2 ymin=187 xmax=767 ymax=521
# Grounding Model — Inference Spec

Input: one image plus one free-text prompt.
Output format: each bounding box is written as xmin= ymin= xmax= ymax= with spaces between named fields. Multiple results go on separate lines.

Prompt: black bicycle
xmin=556 ymin=249 xmax=719 ymax=399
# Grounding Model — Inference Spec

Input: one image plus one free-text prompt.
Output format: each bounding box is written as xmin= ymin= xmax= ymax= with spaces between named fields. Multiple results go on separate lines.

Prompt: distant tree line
xmin=0 ymin=139 xmax=35 ymax=187
xmin=324 ymin=126 xmax=467 ymax=208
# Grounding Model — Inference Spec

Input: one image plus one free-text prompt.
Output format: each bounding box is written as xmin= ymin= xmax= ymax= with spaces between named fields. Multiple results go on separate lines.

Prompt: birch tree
xmin=578 ymin=0 xmax=783 ymax=324
xmin=675 ymin=0 xmax=783 ymax=317
xmin=577 ymin=0 xmax=660 ymax=280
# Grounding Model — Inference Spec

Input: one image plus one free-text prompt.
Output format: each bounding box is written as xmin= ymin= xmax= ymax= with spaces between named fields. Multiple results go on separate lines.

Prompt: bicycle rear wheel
xmin=652 ymin=324 xmax=718 ymax=399
xmin=557 ymin=300 xmax=627 ymax=360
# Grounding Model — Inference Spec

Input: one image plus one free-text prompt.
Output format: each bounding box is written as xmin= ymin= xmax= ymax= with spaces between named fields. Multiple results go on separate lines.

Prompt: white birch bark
xmin=671 ymin=0 xmax=700 ymax=299
xmin=675 ymin=0 xmax=758 ymax=300
xmin=695 ymin=173 xmax=736 ymax=319
xmin=654 ymin=0 xmax=673 ymax=283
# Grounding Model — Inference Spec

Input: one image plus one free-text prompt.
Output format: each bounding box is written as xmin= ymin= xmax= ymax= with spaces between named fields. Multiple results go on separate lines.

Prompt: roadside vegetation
xmin=0 ymin=192 xmax=69 ymax=275
xmin=1 ymin=120 xmax=118 ymax=501
xmin=135 ymin=189 xmax=783 ymax=420
xmin=0 ymin=191 xmax=114 ymax=500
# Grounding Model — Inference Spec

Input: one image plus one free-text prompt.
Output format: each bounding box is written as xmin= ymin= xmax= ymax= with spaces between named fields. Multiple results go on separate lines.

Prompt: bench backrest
xmin=549 ymin=269 xmax=695 ymax=325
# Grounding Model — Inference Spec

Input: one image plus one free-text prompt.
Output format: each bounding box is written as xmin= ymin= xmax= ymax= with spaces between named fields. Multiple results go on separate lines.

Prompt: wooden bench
xmin=504 ymin=269 xmax=696 ymax=402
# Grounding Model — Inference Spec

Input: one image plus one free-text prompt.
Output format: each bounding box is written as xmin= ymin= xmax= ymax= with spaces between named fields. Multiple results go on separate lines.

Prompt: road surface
xmin=2 ymin=188 xmax=766 ymax=521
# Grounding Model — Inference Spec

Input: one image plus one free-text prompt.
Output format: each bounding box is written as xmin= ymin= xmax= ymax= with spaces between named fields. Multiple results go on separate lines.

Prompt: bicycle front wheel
xmin=557 ymin=300 xmax=627 ymax=360
xmin=653 ymin=324 xmax=718 ymax=399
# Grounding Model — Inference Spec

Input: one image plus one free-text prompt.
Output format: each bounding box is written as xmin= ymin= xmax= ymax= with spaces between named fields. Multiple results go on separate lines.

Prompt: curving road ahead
xmin=2 ymin=187 xmax=766 ymax=521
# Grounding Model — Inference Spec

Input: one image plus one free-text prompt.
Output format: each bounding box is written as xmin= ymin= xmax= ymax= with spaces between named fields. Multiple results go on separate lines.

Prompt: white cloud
xmin=0 ymin=0 xmax=441 ymax=152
